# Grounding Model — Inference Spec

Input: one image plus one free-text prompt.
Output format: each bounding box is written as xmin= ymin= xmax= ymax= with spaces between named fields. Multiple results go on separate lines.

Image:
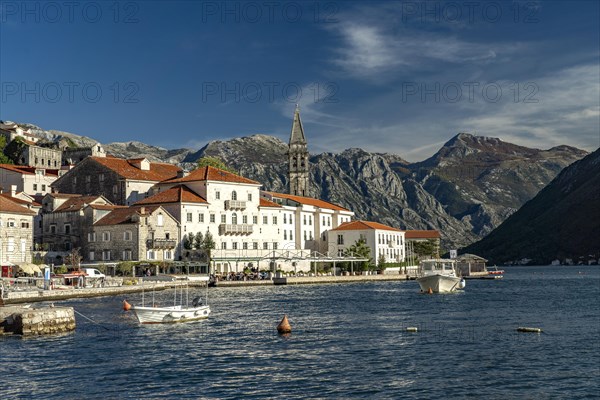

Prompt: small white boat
xmin=416 ymin=259 xmax=465 ymax=293
xmin=124 ymin=276 xmax=211 ymax=324
xmin=130 ymin=303 xmax=211 ymax=324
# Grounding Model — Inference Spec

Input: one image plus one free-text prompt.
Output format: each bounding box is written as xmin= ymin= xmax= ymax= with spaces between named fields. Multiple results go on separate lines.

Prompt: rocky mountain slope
xmin=2 ymin=122 xmax=588 ymax=249
xmin=461 ymin=148 xmax=600 ymax=265
xmin=405 ymin=133 xmax=588 ymax=237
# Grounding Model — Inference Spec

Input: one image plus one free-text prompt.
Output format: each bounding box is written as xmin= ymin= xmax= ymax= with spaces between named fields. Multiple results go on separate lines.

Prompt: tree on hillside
xmin=0 ymin=135 xmax=19 ymax=164
xmin=196 ymin=156 xmax=235 ymax=173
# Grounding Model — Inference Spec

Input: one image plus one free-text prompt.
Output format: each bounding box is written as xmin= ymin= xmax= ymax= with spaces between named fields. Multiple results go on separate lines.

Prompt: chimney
xmin=176 ymin=169 xmax=185 ymax=178
xmin=140 ymin=207 xmax=146 ymax=215
xmin=10 ymin=184 xmax=17 ymax=197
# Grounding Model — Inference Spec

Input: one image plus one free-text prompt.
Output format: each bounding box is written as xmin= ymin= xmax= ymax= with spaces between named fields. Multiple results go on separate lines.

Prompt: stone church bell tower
xmin=287 ymin=105 xmax=309 ymax=197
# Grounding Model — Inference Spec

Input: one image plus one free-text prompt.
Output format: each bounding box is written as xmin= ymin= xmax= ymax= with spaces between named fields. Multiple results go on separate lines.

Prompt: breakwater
xmin=0 ymin=305 xmax=75 ymax=336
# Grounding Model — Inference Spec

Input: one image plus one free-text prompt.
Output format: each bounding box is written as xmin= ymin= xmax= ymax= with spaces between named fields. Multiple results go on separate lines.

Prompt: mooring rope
xmin=73 ymin=309 xmax=110 ymax=330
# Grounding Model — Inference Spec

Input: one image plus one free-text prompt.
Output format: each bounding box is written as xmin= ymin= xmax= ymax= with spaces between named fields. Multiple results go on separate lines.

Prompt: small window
xmin=187 ymin=213 xmax=193 ymax=222
xmin=102 ymin=250 xmax=111 ymax=261
xmin=64 ymin=224 xmax=71 ymax=235
xmin=242 ymin=215 xmax=248 ymax=224
xmin=41 ymin=184 xmax=46 ymax=191
xmin=273 ymin=216 xmax=278 ymax=225
xmin=210 ymin=214 xmax=215 ymax=223
xmin=232 ymin=242 xmax=238 ymax=250
xmin=273 ymin=242 xmax=278 ymax=250
xmin=263 ymin=216 xmax=268 ymax=225
xmin=103 ymin=232 xmax=110 ymax=241
xmin=247 ymin=193 xmax=252 ymax=201
xmin=263 ymin=242 xmax=268 ymax=250
xmin=253 ymin=242 xmax=258 ymax=250
xmin=232 ymin=213 xmax=238 ymax=225
xmin=243 ymin=242 xmax=248 ymax=250
xmin=157 ymin=213 xmax=164 ymax=226
xmin=215 ymin=191 xmax=220 ymax=200
xmin=337 ymin=234 xmax=344 ymax=245
xmin=231 ymin=191 xmax=237 ymax=201
xmin=221 ymin=242 xmax=227 ymax=250
xmin=89 ymin=251 xmax=95 ymax=261
xmin=33 ymin=184 xmax=38 ymax=191
xmin=253 ymin=216 xmax=258 ymax=224
xmin=199 ymin=213 xmax=204 ymax=223
xmin=221 ymin=215 xmax=226 ymax=224
xmin=124 ymin=231 xmax=132 ymax=241
xmin=99 ymin=174 xmax=105 ymax=182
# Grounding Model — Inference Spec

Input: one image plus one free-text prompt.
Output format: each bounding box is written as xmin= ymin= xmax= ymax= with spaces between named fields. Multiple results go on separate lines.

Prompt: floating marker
xmin=406 ymin=327 xmax=418 ymax=332
xmin=277 ymin=314 xmax=292 ymax=334
xmin=517 ymin=327 xmax=542 ymax=333
xmin=123 ymin=300 xmax=132 ymax=311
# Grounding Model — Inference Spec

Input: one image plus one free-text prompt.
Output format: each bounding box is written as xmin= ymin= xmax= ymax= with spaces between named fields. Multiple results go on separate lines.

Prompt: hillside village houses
xmin=0 ymin=108 xmax=424 ymax=276
xmin=0 ymin=195 xmax=36 ymax=275
xmin=0 ymin=164 xmax=60 ymax=197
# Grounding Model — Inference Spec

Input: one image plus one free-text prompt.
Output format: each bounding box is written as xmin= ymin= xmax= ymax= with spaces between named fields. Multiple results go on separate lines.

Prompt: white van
xmin=83 ymin=268 xmax=106 ymax=279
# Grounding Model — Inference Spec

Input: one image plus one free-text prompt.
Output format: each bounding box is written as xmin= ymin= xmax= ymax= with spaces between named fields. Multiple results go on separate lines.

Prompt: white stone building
xmin=139 ymin=166 xmax=286 ymax=273
xmin=0 ymin=195 xmax=36 ymax=267
xmin=0 ymin=164 xmax=60 ymax=196
xmin=265 ymin=192 xmax=354 ymax=255
xmin=328 ymin=220 xmax=406 ymax=264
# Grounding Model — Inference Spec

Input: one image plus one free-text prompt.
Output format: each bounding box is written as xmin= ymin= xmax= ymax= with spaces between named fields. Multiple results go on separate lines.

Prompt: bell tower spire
xmin=288 ymin=105 xmax=309 ymax=197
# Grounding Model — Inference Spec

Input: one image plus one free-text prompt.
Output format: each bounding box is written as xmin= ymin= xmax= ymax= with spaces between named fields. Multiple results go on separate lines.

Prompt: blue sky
xmin=1 ymin=1 xmax=598 ymax=161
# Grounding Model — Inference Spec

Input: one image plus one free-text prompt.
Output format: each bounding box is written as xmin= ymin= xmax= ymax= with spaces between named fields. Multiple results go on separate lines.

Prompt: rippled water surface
xmin=2 ymin=266 xmax=599 ymax=399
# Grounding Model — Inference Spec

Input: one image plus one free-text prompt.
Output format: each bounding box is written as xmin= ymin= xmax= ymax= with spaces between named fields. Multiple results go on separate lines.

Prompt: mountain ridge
xmin=1 ymin=120 xmax=589 ymax=248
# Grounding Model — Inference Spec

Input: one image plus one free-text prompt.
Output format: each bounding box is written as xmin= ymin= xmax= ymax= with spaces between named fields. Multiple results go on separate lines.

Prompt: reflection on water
xmin=1 ymin=266 xmax=599 ymax=399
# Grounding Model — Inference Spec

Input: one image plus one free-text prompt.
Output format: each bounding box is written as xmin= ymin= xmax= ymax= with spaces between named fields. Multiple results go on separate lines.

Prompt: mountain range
xmin=462 ymin=148 xmax=600 ymax=264
xmin=2 ymin=122 xmax=589 ymax=249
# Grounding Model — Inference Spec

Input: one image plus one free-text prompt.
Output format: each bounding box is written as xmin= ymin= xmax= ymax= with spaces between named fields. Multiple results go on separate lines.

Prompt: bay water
xmin=1 ymin=266 xmax=599 ymax=399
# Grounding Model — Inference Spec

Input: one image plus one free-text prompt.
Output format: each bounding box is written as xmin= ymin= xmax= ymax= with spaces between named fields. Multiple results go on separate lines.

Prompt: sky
xmin=1 ymin=0 xmax=599 ymax=162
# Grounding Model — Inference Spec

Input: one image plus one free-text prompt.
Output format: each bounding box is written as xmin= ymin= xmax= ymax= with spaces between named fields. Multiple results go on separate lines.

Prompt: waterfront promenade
xmin=2 ymin=274 xmax=410 ymax=304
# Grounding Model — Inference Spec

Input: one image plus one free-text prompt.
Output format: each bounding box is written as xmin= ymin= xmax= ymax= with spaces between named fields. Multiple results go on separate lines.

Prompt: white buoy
xmin=406 ymin=327 xmax=418 ymax=332
xmin=517 ymin=327 xmax=542 ymax=333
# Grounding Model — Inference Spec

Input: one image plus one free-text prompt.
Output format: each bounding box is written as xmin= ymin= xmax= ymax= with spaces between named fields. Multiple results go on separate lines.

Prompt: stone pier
xmin=0 ymin=306 xmax=76 ymax=336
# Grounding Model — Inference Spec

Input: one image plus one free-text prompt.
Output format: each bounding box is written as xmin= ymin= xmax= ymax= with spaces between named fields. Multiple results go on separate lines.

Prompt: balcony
xmin=219 ymin=224 xmax=253 ymax=235
xmin=224 ymin=200 xmax=246 ymax=210
xmin=146 ymin=239 xmax=177 ymax=249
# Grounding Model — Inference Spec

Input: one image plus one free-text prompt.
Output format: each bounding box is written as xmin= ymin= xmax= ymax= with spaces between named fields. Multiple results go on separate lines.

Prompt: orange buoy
xmin=123 ymin=300 xmax=132 ymax=311
xmin=427 ymin=287 xmax=433 ymax=294
xmin=277 ymin=314 xmax=292 ymax=334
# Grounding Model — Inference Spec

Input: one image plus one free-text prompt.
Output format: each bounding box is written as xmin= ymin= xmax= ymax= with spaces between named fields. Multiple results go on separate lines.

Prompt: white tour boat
xmin=416 ymin=259 xmax=466 ymax=293
xmin=123 ymin=276 xmax=211 ymax=324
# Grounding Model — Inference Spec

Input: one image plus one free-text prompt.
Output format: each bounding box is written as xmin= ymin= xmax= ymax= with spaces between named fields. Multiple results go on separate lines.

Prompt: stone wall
xmin=1 ymin=306 xmax=75 ymax=336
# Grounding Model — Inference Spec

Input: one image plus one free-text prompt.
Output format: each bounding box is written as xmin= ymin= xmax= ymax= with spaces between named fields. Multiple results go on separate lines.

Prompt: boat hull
xmin=417 ymin=274 xmax=463 ymax=293
xmin=132 ymin=305 xmax=211 ymax=324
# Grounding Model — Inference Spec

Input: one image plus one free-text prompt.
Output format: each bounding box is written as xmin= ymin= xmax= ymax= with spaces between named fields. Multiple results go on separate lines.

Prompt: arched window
xmin=231 ymin=191 xmax=237 ymax=200
xmin=232 ymin=213 xmax=238 ymax=225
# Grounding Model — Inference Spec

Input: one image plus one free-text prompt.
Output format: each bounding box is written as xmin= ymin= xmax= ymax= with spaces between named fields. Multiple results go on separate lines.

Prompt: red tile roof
xmin=404 ymin=230 xmax=441 ymax=239
xmin=0 ymin=196 xmax=36 ymax=215
xmin=259 ymin=197 xmax=282 ymax=208
xmin=53 ymin=196 xmax=107 ymax=212
xmin=0 ymin=194 xmax=41 ymax=207
xmin=94 ymin=205 xmax=162 ymax=226
xmin=268 ymin=192 xmax=349 ymax=211
xmin=90 ymin=156 xmax=181 ymax=182
xmin=0 ymin=164 xmax=60 ymax=176
xmin=332 ymin=220 xmax=402 ymax=232
xmin=163 ymin=166 xmax=260 ymax=185
xmin=135 ymin=185 xmax=208 ymax=205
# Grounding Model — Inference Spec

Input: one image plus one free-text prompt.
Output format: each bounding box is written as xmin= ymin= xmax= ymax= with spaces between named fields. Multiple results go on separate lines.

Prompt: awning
xmin=14 ymin=262 xmax=42 ymax=275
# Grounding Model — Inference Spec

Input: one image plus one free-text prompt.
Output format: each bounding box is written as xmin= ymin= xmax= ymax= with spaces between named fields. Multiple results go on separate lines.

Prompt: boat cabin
xmin=419 ymin=259 xmax=457 ymax=276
